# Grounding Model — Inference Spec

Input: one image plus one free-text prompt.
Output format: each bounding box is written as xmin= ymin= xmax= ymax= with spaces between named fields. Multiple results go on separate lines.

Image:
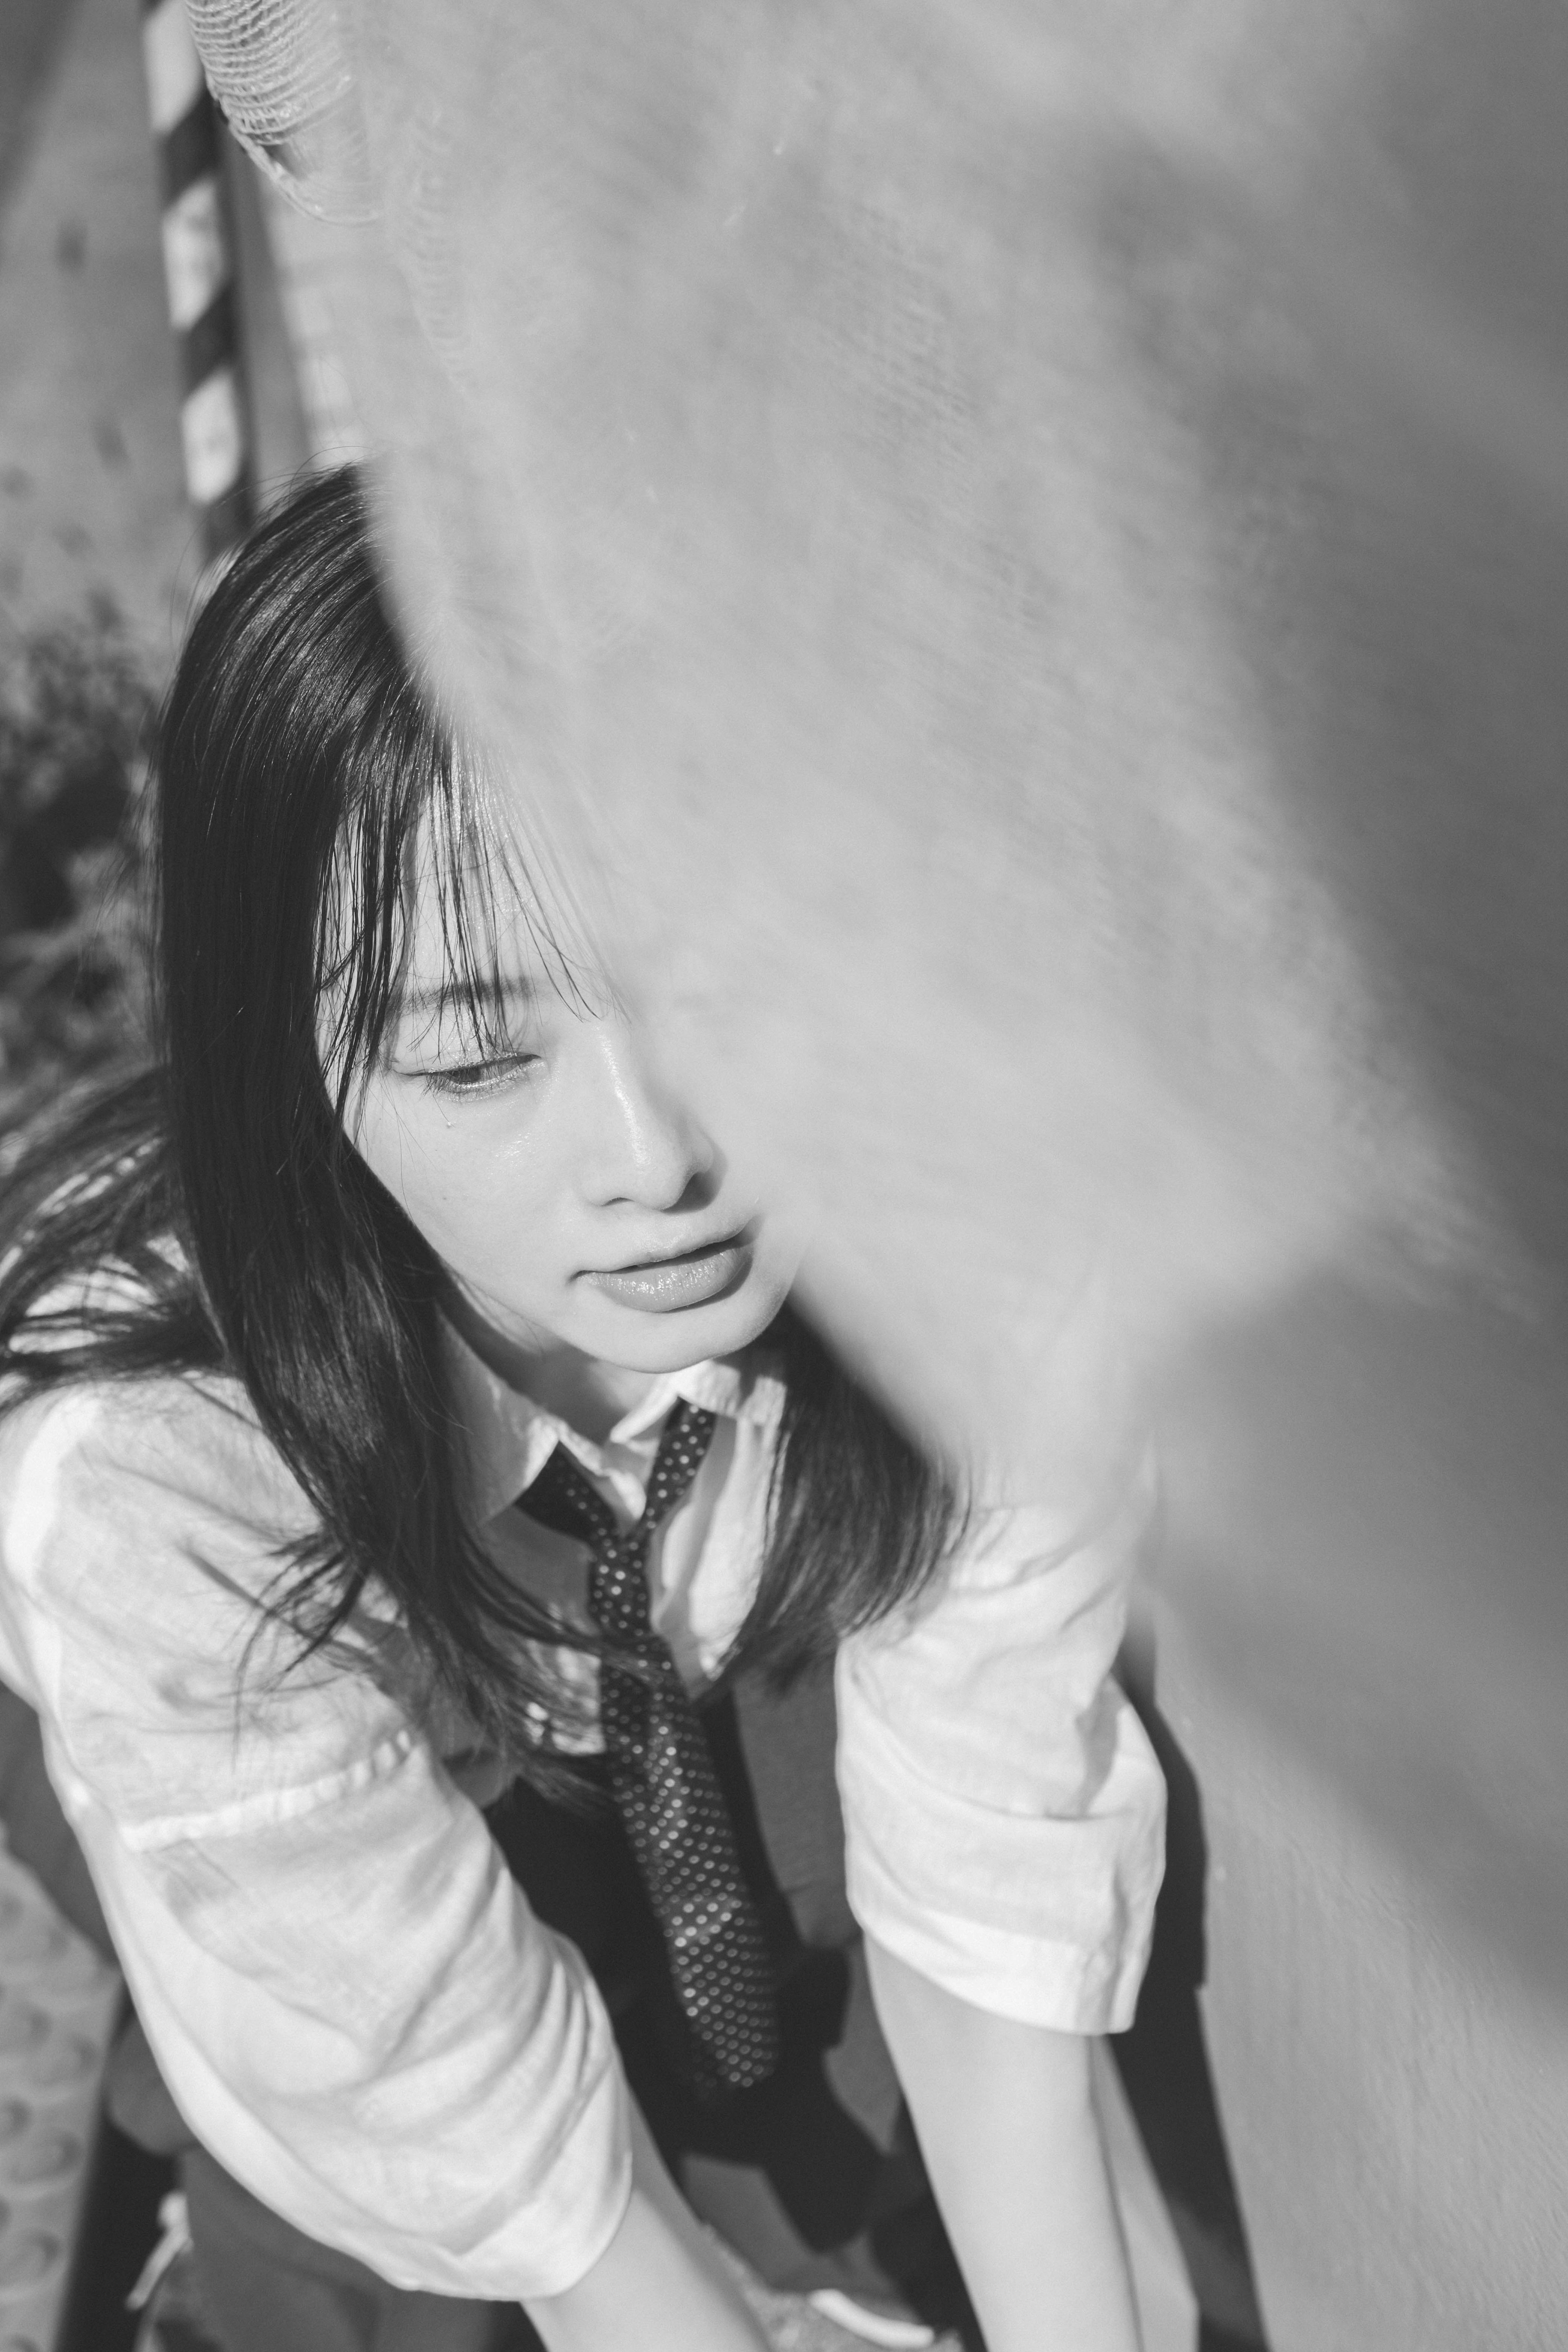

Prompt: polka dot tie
xmin=515 ymin=1400 xmax=782 ymax=2097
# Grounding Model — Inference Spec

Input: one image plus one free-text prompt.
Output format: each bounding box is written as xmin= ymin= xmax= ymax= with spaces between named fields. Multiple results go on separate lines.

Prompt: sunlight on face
xmin=332 ymin=852 xmax=802 ymax=1398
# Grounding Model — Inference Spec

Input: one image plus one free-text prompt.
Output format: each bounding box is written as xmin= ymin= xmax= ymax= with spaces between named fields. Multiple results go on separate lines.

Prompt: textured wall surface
xmin=1149 ymin=1282 xmax=1568 ymax=2349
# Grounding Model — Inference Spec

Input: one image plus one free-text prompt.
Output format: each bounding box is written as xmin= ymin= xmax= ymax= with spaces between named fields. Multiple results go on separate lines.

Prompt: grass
xmin=0 ymin=596 xmax=153 ymax=1141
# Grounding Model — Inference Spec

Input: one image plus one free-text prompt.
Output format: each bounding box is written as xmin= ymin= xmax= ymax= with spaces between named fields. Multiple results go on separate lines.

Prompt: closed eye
xmin=419 ymin=1051 xmax=542 ymax=1100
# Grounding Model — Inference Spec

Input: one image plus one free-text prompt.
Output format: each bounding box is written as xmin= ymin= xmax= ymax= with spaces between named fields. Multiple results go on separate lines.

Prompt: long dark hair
xmin=0 ymin=469 xmax=955 ymax=1771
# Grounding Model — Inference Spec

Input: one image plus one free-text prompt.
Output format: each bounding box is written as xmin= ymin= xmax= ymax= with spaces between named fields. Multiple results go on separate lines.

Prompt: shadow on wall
xmin=1112 ymin=1668 xmax=1272 ymax=2352
xmin=1137 ymin=1272 xmax=1568 ymax=2350
xmin=1092 ymin=4 xmax=1568 ymax=2336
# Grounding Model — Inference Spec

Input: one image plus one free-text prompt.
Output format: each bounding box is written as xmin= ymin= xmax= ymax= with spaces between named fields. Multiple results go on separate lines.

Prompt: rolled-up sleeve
xmin=0 ymin=1381 xmax=630 ymax=2300
xmin=835 ymin=1477 xmax=1165 ymax=2035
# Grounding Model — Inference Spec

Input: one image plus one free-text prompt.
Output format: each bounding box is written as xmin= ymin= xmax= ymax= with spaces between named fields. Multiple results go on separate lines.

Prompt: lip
xmin=580 ymin=1232 xmax=753 ymax=1314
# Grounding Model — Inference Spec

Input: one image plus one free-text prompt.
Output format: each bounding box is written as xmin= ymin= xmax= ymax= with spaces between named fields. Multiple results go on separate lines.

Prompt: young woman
xmin=0 ymin=470 xmax=1164 ymax=2352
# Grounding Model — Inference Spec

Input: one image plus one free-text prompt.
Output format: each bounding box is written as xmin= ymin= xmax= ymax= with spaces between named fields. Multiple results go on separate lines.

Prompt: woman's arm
xmin=526 ymin=2099 xmax=769 ymax=2352
xmin=867 ymin=1937 xmax=1142 ymax=2352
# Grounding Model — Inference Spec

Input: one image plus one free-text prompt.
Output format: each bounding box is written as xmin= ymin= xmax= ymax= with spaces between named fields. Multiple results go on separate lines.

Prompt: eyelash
xmin=422 ymin=1051 xmax=541 ymax=1100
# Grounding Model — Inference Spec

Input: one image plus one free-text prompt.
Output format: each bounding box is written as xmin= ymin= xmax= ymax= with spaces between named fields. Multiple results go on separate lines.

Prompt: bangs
xmin=313 ymin=693 xmax=592 ymax=1116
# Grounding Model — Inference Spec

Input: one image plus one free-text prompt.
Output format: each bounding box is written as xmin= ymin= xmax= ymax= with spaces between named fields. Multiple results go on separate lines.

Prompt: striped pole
xmin=255 ymin=175 xmax=369 ymax=472
xmin=139 ymin=0 xmax=252 ymax=561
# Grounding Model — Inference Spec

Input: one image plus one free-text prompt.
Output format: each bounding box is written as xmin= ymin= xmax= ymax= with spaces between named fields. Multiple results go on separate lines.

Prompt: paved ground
xmin=0 ymin=0 xmax=309 ymax=677
xmin=0 ymin=0 xmax=198 ymax=669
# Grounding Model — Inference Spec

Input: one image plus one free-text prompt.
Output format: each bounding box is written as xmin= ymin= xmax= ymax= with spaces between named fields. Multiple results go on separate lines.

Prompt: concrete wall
xmin=1120 ymin=6 xmax=1568 ymax=2337
xmin=0 ymin=0 xmax=308 ymax=670
xmin=1142 ymin=1282 xmax=1568 ymax=2349
xmin=0 ymin=0 xmax=194 ymax=665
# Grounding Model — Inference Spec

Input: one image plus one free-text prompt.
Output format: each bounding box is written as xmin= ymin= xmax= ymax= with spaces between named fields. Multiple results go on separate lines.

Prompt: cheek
xmin=350 ymin=1077 xmax=484 ymax=1232
xmin=717 ymin=1225 xmax=803 ymax=1348
xmin=751 ymin=1213 xmax=810 ymax=1301
xmin=347 ymin=1081 xmax=432 ymax=1220
xmin=349 ymin=1085 xmax=532 ymax=1258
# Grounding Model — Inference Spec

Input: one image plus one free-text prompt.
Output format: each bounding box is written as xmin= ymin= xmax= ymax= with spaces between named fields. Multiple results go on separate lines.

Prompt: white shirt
xmin=0 ymin=1335 xmax=1164 ymax=2300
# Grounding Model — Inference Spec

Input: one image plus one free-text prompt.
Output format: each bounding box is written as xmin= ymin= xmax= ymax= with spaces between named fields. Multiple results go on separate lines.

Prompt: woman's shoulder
xmin=0 ymin=1361 xmax=425 ymax=1853
xmin=0 ymin=1344 xmax=313 ymax=1628
xmin=0 ymin=1339 xmax=410 ymax=1838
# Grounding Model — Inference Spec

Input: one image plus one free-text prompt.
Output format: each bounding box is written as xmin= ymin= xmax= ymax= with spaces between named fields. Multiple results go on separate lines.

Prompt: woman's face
xmin=338 ymin=880 xmax=801 ymax=1385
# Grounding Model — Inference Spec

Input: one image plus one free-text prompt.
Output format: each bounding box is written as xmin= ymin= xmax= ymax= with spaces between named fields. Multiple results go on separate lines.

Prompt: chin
xmin=590 ymin=1269 xmax=788 ymax=1372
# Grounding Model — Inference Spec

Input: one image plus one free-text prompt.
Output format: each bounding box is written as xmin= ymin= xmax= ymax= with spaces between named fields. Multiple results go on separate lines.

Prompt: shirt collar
xmin=442 ymin=1323 xmax=786 ymax=1525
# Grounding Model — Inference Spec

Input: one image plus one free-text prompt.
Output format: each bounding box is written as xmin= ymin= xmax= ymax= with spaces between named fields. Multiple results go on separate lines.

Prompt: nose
xmin=575 ymin=1017 xmax=718 ymax=1212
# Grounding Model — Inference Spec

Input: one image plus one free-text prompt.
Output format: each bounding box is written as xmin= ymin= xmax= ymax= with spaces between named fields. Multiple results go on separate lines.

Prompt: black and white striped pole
xmin=139 ymin=0 xmax=252 ymax=561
